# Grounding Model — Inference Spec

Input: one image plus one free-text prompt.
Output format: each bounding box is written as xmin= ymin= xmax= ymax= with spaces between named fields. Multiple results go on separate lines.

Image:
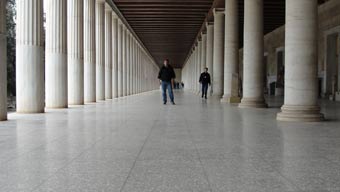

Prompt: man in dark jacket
xmin=158 ymin=59 xmax=176 ymax=105
xmin=199 ymin=67 xmax=211 ymax=99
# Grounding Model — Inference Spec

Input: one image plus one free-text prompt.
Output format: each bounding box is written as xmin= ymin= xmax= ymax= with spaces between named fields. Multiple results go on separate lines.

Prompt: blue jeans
xmin=202 ymin=83 xmax=209 ymax=97
xmin=161 ymin=81 xmax=174 ymax=103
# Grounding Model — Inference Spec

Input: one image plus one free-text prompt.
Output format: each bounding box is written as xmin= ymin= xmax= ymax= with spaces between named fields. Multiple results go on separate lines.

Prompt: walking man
xmin=158 ymin=59 xmax=176 ymax=105
xmin=199 ymin=67 xmax=211 ymax=99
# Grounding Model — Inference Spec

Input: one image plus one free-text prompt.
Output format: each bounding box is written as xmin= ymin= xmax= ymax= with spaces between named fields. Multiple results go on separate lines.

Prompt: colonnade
xmin=0 ymin=0 xmax=159 ymax=121
xmin=182 ymin=0 xmax=323 ymax=122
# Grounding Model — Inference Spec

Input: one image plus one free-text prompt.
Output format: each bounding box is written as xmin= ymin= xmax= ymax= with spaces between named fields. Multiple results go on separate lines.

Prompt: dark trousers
xmin=202 ymin=83 xmax=209 ymax=97
xmin=161 ymin=81 xmax=174 ymax=103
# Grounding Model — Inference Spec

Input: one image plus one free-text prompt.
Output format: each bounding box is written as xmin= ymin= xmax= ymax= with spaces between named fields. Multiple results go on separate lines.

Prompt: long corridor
xmin=0 ymin=91 xmax=340 ymax=192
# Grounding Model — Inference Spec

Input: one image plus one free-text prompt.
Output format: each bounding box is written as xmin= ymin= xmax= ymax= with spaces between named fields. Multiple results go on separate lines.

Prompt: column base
xmin=277 ymin=105 xmax=324 ymax=122
xmin=220 ymin=95 xmax=241 ymax=103
xmin=239 ymin=98 xmax=267 ymax=108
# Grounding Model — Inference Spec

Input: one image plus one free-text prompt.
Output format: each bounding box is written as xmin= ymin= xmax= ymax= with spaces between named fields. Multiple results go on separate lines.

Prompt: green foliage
xmin=6 ymin=0 xmax=16 ymax=96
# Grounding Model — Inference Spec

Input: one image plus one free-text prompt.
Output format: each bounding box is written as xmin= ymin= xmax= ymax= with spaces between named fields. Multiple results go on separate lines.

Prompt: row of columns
xmin=182 ymin=0 xmax=323 ymax=122
xmin=0 ymin=0 xmax=159 ymax=121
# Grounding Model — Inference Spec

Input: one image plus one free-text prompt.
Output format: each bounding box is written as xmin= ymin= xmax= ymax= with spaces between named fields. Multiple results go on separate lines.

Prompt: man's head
xmin=164 ymin=59 xmax=169 ymax=67
xmin=204 ymin=67 xmax=208 ymax=72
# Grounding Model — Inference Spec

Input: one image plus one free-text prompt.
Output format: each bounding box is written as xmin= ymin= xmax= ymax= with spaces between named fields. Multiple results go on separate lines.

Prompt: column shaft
xmin=68 ymin=0 xmax=84 ymax=105
xmin=46 ymin=0 xmax=68 ymax=108
xmin=84 ymin=0 xmax=96 ymax=103
xmin=239 ymin=0 xmax=267 ymax=108
xmin=95 ymin=2 xmax=105 ymax=101
xmin=201 ymin=33 xmax=207 ymax=70
xmin=221 ymin=0 xmax=240 ymax=103
xmin=16 ymin=0 xmax=44 ymax=113
xmin=206 ymin=22 xmax=214 ymax=93
xmin=122 ymin=27 xmax=127 ymax=96
xmin=212 ymin=9 xmax=225 ymax=98
xmin=112 ymin=16 xmax=119 ymax=98
xmin=277 ymin=0 xmax=323 ymax=122
xmin=117 ymin=22 xmax=123 ymax=97
xmin=0 ymin=0 xmax=7 ymax=120
xmin=105 ymin=9 xmax=112 ymax=100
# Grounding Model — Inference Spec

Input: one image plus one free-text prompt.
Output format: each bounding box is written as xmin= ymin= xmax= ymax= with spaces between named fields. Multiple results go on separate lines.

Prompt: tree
xmin=6 ymin=0 xmax=16 ymax=97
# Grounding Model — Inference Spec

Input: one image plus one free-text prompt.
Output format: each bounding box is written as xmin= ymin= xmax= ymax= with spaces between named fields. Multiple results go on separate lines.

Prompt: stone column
xmin=221 ymin=0 xmax=240 ymax=103
xmin=45 ymin=0 xmax=68 ymax=108
xmin=239 ymin=0 xmax=266 ymax=108
xmin=206 ymin=22 xmax=214 ymax=94
xmin=117 ymin=22 xmax=123 ymax=97
xmin=122 ymin=27 xmax=127 ymax=96
xmin=277 ymin=0 xmax=323 ymax=122
xmin=95 ymin=1 xmax=105 ymax=102
xmin=0 ymin=0 xmax=7 ymax=120
xmin=112 ymin=15 xmax=119 ymax=98
xmin=126 ymin=33 xmax=131 ymax=96
xmin=201 ymin=32 xmax=207 ymax=70
xmin=131 ymin=38 xmax=136 ymax=94
xmin=212 ymin=8 xmax=225 ymax=98
xmin=84 ymin=0 xmax=96 ymax=103
xmin=68 ymin=0 xmax=84 ymax=105
xmin=16 ymin=0 xmax=44 ymax=113
xmin=105 ymin=7 xmax=112 ymax=100
xmin=197 ymin=40 xmax=202 ymax=94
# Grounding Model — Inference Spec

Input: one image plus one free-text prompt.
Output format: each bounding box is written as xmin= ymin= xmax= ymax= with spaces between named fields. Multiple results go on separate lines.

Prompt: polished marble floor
xmin=0 ymin=91 xmax=340 ymax=192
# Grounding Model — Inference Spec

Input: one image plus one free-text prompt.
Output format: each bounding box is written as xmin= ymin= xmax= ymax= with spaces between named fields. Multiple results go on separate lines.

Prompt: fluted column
xmin=68 ymin=0 xmax=84 ymax=105
xmin=84 ymin=0 xmax=96 ymax=103
xmin=277 ymin=0 xmax=324 ymax=122
xmin=132 ymin=39 xmax=136 ymax=94
xmin=239 ymin=0 xmax=266 ymax=108
xmin=105 ymin=7 xmax=112 ymax=100
xmin=45 ymin=0 xmax=68 ymax=108
xmin=212 ymin=8 xmax=225 ymax=98
xmin=126 ymin=33 xmax=131 ymax=96
xmin=206 ymin=22 xmax=214 ymax=94
xmin=95 ymin=1 xmax=105 ymax=101
xmin=112 ymin=15 xmax=118 ymax=98
xmin=117 ymin=22 xmax=123 ymax=97
xmin=16 ymin=0 xmax=44 ymax=113
xmin=221 ymin=0 xmax=240 ymax=103
xmin=201 ymin=32 xmax=207 ymax=70
xmin=122 ymin=27 xmax=127 ymax=96
xmin=197 ymin=40 xmax=202 ymax=94
xmin=0 ymin=0 xmax=7 ymax=120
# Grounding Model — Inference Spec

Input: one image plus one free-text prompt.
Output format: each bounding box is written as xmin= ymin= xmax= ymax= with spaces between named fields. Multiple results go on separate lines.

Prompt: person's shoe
xmin=202 ymin=95 xmax=204 ymax=98
xmin=163 ymin=101 xmax=167 ymax=105
xmin=205 ymin=96 xmax=207 ymax=99
xmin=171 ymin=101 xmax=176 ymax=105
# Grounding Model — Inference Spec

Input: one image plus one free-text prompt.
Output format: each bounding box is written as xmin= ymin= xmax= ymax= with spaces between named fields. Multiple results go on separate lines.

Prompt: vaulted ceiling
xmin=113 ymin=0 xmax=327 ymax=68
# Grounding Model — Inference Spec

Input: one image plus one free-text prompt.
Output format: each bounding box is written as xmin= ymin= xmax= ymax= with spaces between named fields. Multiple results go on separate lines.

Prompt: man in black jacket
xmin=199 ymin=67 xmax=211 ymax=99
xmin=158 ymin=59 xmax=176 ymax=105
